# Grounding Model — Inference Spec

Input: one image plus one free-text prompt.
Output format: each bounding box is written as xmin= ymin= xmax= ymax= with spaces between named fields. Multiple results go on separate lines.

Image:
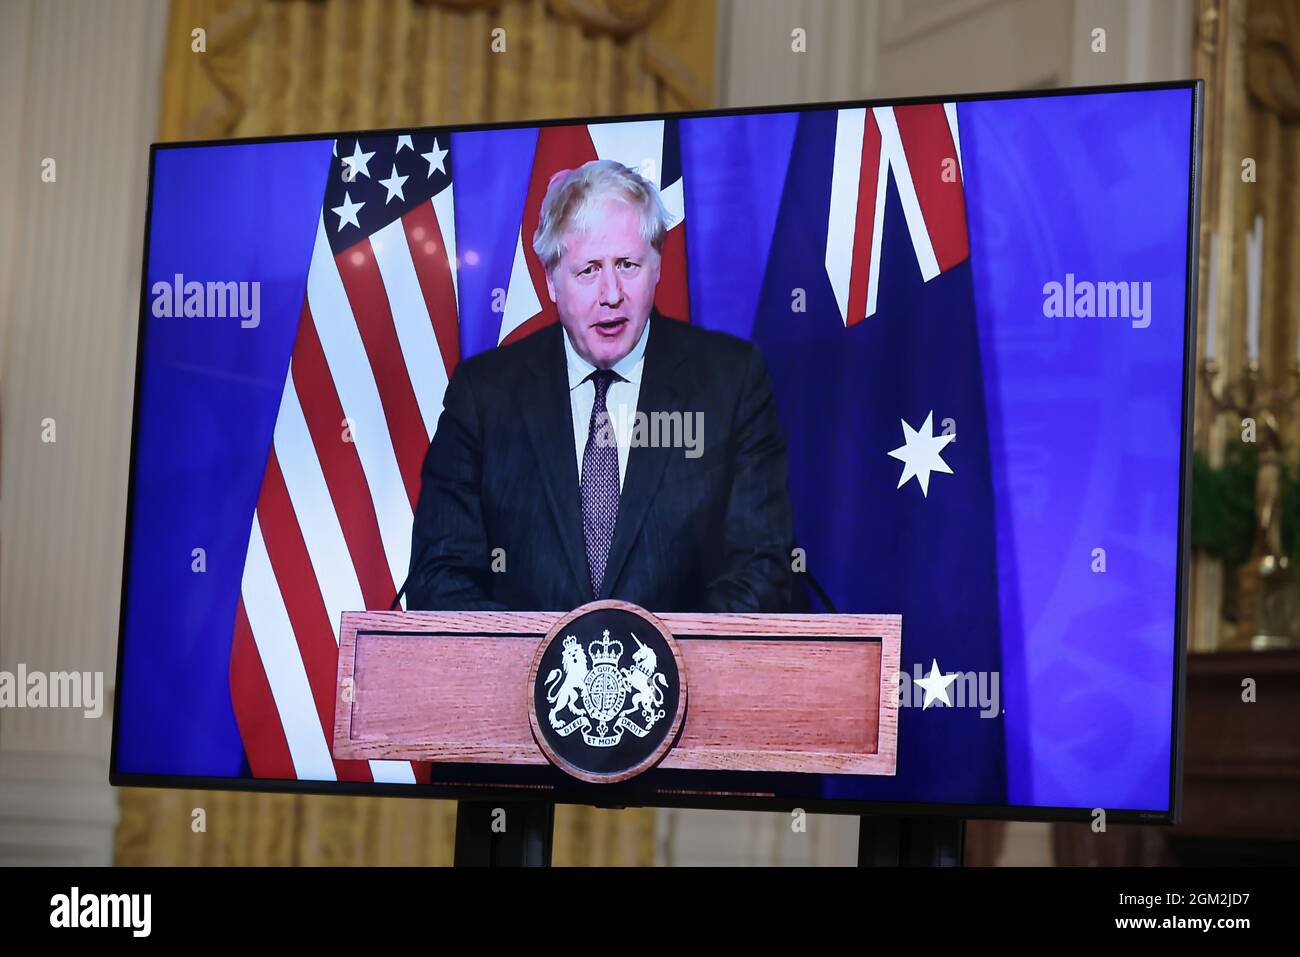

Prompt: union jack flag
xmin=824 ymin=103 xmax=968 ymax=324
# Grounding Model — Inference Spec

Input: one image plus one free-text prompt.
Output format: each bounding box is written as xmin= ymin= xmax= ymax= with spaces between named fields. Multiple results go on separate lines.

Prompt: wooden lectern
xmin=333 ymin=600 xmax=900 ymax=780
xmin=332 ymin=599 xmax=906 ymax=866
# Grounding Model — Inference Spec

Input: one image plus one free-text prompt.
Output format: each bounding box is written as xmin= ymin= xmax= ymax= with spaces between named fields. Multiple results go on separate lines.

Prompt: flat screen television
xmin=111 ymin=80 xmax=1202 ymax=824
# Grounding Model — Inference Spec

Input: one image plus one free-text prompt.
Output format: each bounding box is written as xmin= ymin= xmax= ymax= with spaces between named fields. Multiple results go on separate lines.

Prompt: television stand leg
xmin=453 ymin=800 xmax=554 ymax=867
xmin=857 ymin=815 xmax=965 ymax=867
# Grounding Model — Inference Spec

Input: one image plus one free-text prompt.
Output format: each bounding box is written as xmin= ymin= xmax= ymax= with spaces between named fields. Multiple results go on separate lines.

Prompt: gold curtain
xmin=156 ymin=0 xmax=714 ymax=140
xmin=113 ymin=788 xmax=653 ymax=865
xmin=115 ymin=0 xmax=715 ymax=868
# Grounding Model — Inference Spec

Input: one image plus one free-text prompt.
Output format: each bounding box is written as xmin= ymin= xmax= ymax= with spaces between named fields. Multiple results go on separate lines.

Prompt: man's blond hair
xmin=532 ymin=159 xmax=672 ymax=273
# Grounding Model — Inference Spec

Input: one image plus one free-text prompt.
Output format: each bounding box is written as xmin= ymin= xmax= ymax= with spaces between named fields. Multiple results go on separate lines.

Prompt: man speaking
xmin=406 ymin=159 xmax=795 ymax=613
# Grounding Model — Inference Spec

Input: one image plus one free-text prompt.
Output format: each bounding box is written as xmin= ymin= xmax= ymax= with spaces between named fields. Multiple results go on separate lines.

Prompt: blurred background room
xmin=2 ymin=0 xmax=1296 ymax=865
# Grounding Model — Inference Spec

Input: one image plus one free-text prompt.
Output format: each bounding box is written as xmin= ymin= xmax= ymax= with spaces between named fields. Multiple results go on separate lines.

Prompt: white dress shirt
xmin=562 ymin=317 xmax=650 ymax=489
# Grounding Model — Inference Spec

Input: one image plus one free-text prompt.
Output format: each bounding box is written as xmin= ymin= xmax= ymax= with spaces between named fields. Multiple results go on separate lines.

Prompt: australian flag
xmin=751 ymin=104 xmax=1007 ymax=804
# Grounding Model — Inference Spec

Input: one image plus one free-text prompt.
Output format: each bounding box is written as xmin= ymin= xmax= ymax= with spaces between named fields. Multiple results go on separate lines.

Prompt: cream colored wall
xmin=717 ymin=0 xmax=1195 ymax=106
xmin=653 ymin=0 xmax=1197 ymax=868
xmin=0 ymin=0 xmax=166 ymax=864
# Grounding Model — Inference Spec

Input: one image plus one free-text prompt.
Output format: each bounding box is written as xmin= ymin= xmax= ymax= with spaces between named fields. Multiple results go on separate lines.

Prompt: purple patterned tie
xmin=581 ymin=369 xmax=622 ymax=596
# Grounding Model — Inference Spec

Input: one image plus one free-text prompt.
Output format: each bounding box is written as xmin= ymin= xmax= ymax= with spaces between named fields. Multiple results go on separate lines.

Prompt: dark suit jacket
xmin=406 ymin=312 xmax=796 ymax=613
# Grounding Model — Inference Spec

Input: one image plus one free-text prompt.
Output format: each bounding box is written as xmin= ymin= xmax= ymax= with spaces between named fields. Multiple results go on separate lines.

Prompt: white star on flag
xmin=330 ymin=191 xmax=364 ymax=230
xmin=341 ymin=141 xmax=376 ymax=181
xmin=378 ymin=163 xmax=409 ymax=204
xmin=914 ymin=659 xmax=957 ymax=709
xmin=395 ymin=134 xmax=414 ymax=153
xmin=421 ymin=137 xmax=448 ymax=177
xmin=887 ymin=410 xmax=954 ymax=497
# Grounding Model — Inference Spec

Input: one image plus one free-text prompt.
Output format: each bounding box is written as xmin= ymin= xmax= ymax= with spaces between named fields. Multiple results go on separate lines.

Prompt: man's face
xmin=545 ymin=196 xmax=661 ymax=369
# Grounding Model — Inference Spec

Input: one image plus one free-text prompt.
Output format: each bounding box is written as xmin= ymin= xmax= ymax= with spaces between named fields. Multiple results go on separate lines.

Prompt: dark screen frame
xmin=110 ymin=78 xmax=1203 ymax=826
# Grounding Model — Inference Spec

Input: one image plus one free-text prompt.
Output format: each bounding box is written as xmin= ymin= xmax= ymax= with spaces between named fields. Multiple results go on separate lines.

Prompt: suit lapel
xmin=599 ymin=316 xmax=686 ymax=599
xmin=517 ymin=324 xmax=591 ymax=600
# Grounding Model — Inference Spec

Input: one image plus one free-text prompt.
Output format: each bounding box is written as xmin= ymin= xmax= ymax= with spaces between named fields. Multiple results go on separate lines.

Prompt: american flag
xmin=229 ymin=130 xmax=459 ymax=783
xmin=229 ymin=120 xmax=691 ymax=781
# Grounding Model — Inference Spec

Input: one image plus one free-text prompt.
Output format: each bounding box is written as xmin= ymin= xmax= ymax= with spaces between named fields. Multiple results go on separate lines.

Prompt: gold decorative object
xmin=1191 ymin=0 xmax=1300 ymax=652
xmin=1200 ymin=357 xmax=1300 ymax=650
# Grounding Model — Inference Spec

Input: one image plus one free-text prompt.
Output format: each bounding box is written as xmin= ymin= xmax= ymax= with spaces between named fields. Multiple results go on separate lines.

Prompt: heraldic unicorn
xmin=544 ymin=629 xmax=669 ymax=748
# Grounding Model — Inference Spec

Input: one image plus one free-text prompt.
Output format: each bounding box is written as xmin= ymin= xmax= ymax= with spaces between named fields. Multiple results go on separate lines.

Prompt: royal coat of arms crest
xmin=529 ymin=602 xmax=686 ymax=783
xmin=544 ymin=630 xmax=669 ymax=748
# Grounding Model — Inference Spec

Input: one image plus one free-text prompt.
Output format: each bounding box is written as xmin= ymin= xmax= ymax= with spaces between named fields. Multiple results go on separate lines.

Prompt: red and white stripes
xmin=825 ymin=103 xmax=969 ymax=326
xmin=231 ymin=195 xmax=459 ymax=783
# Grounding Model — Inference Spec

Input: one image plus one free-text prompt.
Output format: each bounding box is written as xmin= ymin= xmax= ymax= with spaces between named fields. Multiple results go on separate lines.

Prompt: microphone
xmin=389 ymin=575 xmax=409 ymax=611
xmin=795 ymin=552 xmax=840 ymax=613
